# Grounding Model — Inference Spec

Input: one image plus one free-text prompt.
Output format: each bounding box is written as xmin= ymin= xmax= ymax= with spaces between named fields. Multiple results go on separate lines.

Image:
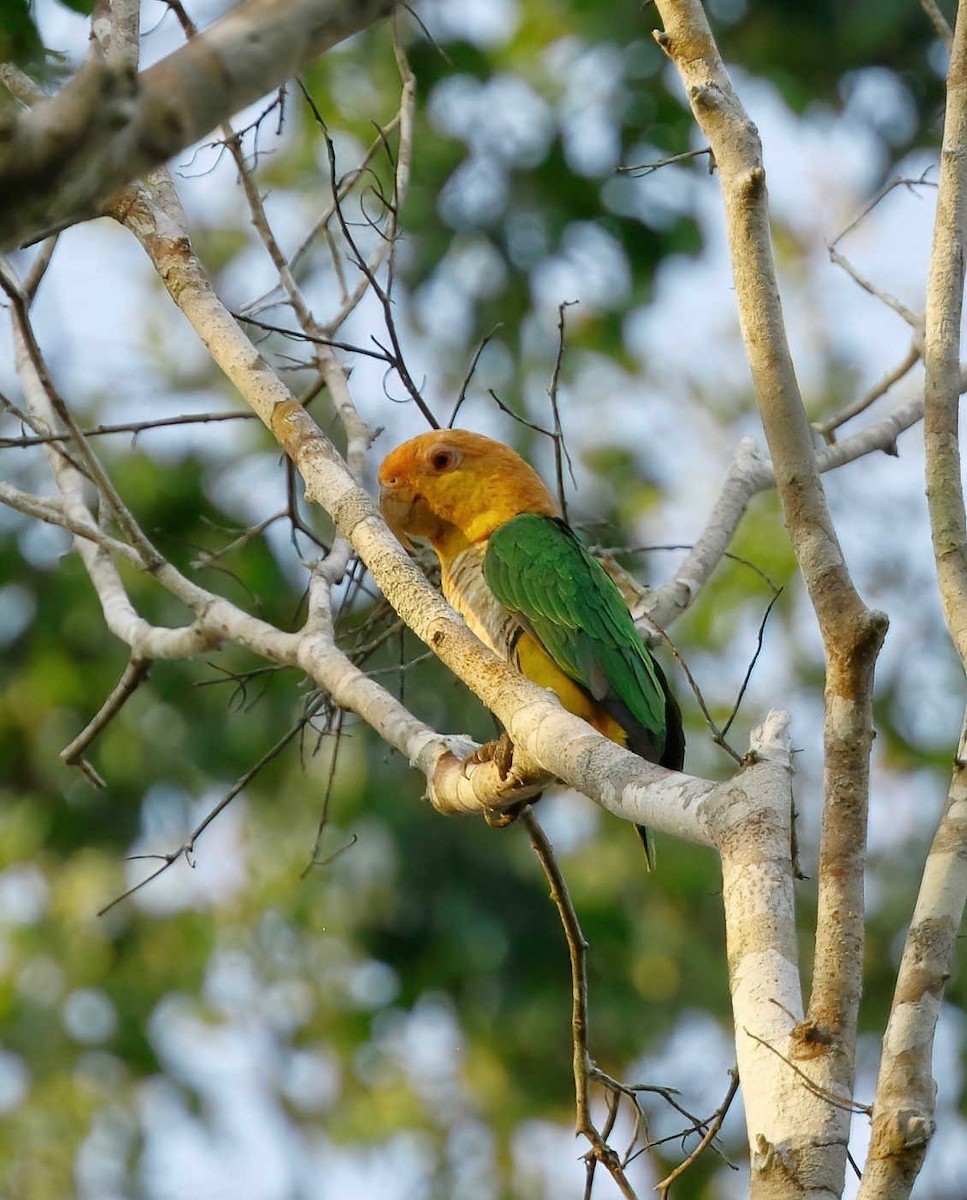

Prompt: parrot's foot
xmin=482 ymin=801 xmax=527 ymax=828
xmin=467 ymin=732 xmax=532 ymax=827
xmin=466 ymin=730 xmax=515 ymax=781
xmin=482 ymin=792 xmax=543 ymax=828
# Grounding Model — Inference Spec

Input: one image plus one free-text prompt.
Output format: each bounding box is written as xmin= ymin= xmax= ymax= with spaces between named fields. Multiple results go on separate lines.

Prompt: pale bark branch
xmin=0 ymin=0 xmax=395 ymax=251
xmin=647 ymin=395 xmax=927 ymax=631
xmin=2 ymin=288 xmax=486 ymax=807
xmin=812 ymin=342 xmax=921 ymax=442
xmin=924 ymin=8 xmax=967 ymax=663
xmin=1 ymin=24 xmax=719 ymax=843
xmin=652 ymin=3 xmax=888 ymax=1194
xmin=107 ymin=154 xmax=731 ymax=848
xmin=522 ymin=809 xmax=639 ymax=1199
xmin=712 ymin=713 xmax=849 ymax=1200
xmin=60 ymin=656 xmax=151 ymax=784
xmin=921 ymin=0 xmax=955 ymax=48
xmin=94 ymin=0 xmax=140 ymax=64
xmin=860 ymin=5 xmax=967 ymax=1195
xmin=5 ymin=17 xmax=948 ymax=1196
xmin=859 ymin=715 xmax=967 ymax=1199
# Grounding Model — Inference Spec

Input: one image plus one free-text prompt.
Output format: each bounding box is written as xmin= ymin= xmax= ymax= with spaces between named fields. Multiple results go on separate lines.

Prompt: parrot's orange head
xmin=378 ymin=429 xmax=559 ymax=555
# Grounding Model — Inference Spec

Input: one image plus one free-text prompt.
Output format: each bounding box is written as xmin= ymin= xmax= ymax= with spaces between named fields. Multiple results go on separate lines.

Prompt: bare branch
xmin=920 ymin=0 xmax=954 ymax=47
xmin=652 ymin=6 xmax=887 ymax=1192
xmin=654 ymin=1071 xmax=740 ymax=1198
xmin=106 ymin=152 xmax=738 ymax=848
xmin=99 ymin=691 xmax=331 ymax=916
xmin=0 ymin=409 xmax=257 ymax=449
xmin=860 ymin=713 xmax=967 ymax=1197
xmin=0 ymin=0 xmax=395 ymax=250
xmin=828 ymin=242 xmax=923 ymax=332
xmin=0 ymin=264 xmax=164 ymax=568
xmin=923 ymin=15 xmax=967 ymax=662
xmin=523 ymin=808 xmax=639 ymax=1200
xmin=548 ymin=300 xmax=577 ymax=522
xmin=860 ymin=7 xmax=967 ymax=1194
xmin=447 ymin=324 xmax=503 ymax=428
xmin=646 ymin=392 xmax=927 ymax=633
xmin=813 ymin=342 xmax=921 ymax=442
xmin=618 ymin=146 xmax=713 ymax=177
xmin=60 ymin=657 xmax=152 ymax=782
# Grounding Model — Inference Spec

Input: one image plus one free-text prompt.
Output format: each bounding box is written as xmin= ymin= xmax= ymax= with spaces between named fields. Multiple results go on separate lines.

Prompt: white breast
xmin=442 ymin=543 xmax=521 ymax=660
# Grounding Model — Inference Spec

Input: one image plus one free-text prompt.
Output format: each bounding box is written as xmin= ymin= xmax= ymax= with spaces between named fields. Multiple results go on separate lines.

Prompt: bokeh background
xmin=1 ymin=1 xmax=965 ymax=1196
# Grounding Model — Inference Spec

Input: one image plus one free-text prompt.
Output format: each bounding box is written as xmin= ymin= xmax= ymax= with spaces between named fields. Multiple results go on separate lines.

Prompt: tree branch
xmin=647 ymin=393 xmax=927 ymax=631
xmin=859 ymin=714 xmax=967 ymax=1199
xmin=107 ymin=156 xmax=735 ymax=848
xmin=924 ymin=12 xmax=967 ymax=664
xmin=0 ymin=0 xmax=395 ymax=250
xmin=652 ymin=3 xmax=888 ymax=1194
xmin=861 ymin=5 xmax=967 ymax=1194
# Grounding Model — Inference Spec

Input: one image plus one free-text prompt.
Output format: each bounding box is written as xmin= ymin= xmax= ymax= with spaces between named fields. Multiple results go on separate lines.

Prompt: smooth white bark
xmin=0 ymin=0 xmax=394 ymax=250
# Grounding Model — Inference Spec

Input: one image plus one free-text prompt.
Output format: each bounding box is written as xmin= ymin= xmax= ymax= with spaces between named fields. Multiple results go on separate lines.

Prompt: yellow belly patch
xmin=516 ymin=634 xmax=627 ymax=746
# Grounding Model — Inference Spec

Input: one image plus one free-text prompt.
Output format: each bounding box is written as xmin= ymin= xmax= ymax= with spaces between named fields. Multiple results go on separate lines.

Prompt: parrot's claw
xmin=482 ymin=803 xmax=524 ymax=828
xmin=466 ymin=730 xmax=515 ymax=781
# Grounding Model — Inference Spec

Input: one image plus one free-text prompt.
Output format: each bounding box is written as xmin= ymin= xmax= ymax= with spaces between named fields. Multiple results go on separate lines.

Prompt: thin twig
xmin=192 ymin=510 xmax=289 ymax=569
xmin=99 ymin=694 xmax=331 ymax=916
xmin=720 ymin=589 xmax=782 ymax=739
xmin=0 ymin=409 xmax=257 ymax=449
xmin=302 ymin=707 xmax=345 ymax=876
xmin=919 ymin=0 xmax=954 ymax=48
xmin=485 ymin=385 xmax=576 ymax=500
xmin=448 ymin=324 xmax=503 ymax=428
xmin=522 ymin=808 xmax=639 ymax=1200
xmin=233 ymin=314 xmax=393 ymax=364
xmin=548 ymin=300 xmax=578 ymax=521
xmin=654 ymin=1069 xmax=740 ymax=1197
xmin=744 ymin=1027 xmax=871 ymax=1115
xmin=22 ymin=235 xmax=59 ymax=302
xmin=828 ymin=244 xmax=922 ymax=331
xmin=60 ymin=657 xmax=152 ymax=781
xmin=830 ymin=170 xmax=937 ymax=253
xmin=618 ymin=147 xmax=713 ymax=177
xmin=647 ymin=619 xmax=743 ymax=764
xmin=298 ymin=78 xmax=440 ymax=429
xmin=0 ymin=266 xmax=163 ymax=568
xmin=813 ymin=342 xmax=922 ymax=442
xmin=584 ymin=1089 xmax=622 ymax=1200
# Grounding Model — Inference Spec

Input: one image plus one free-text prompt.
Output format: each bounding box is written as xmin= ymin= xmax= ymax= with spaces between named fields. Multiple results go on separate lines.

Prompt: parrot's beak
xmin=378 ymin=486 xmax=417 ymax=551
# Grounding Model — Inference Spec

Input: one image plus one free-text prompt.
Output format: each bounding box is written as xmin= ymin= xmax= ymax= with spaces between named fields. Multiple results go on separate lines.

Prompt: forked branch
xmin=652 ymin=2 xmax=887 ymax=1194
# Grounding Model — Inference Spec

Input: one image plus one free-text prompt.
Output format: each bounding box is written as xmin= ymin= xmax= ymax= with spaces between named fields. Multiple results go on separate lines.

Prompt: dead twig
xmin=548 ymin=300 xmax=578 ymax=522
xmin=60 ymin=657 xmax=152 ymax=784
xmin=448 ymin=323 xmax=504 ymax=428
xmin=618 ymin=147 xmax=714 ymax=177
xmin=522 ymin=808 xmax=640 ymax=1199
xmin=744 ymin=1027 xmax=871 ymax=1116
xmin=813 ymin=342 xmax=922 ymax=442
xmin=99 ymin=693 xmax=331 ymax=916
xmin=0 ymin=409 xmax=257 ymax=449
xmin=654 ymin=1070 xmax=740 ymax=1197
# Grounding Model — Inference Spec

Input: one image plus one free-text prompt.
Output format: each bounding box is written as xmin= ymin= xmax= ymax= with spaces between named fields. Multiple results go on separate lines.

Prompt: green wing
xmin=483 ymin=513 xmax=671 ymax=757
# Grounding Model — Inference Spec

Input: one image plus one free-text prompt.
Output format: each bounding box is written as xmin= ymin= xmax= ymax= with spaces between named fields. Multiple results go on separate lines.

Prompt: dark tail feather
xmin=631 ymin=666 xmax=684 ymax=871
xmin=636 ymin=823 xmax=657 ymax=870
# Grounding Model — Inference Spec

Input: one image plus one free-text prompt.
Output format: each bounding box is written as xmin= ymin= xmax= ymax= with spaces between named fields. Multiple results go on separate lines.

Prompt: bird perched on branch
xmin=378 ymin=429 xmax=684 ymax=865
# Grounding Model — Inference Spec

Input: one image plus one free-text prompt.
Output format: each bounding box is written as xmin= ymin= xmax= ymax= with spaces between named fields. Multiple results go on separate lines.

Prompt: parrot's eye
xmin=428 ymin=445 xmax=460 ymax=473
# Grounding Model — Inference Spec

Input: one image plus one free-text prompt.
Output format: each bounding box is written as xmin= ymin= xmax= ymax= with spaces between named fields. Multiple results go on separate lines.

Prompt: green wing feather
xmin=483 ymin=513 xmax=670 ymax=755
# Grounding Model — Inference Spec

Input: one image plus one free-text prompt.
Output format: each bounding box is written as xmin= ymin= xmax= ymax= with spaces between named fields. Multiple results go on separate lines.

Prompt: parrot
xmin=377 ymin=429 xmax=684 ymax=865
